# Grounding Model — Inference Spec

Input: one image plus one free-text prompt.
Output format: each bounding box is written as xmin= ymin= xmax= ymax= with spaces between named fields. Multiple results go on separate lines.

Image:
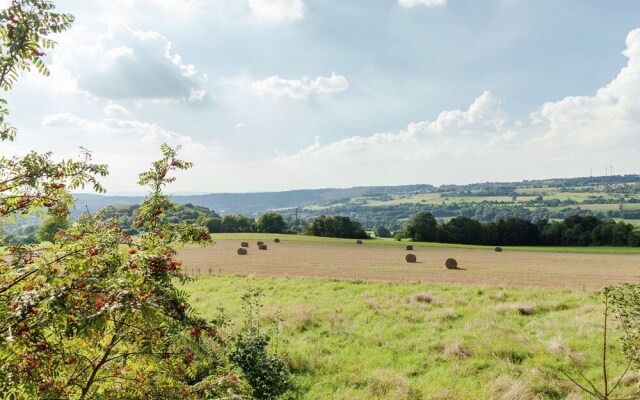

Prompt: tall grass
xmin=183 ymin=275 xmax=634 ymax=399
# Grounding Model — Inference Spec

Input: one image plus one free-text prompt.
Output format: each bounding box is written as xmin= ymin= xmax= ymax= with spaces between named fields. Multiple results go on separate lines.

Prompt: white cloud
xmin=276 ymin=91 xmax=513 ymax=164
xmin=34 ymin=112 xmax=214 ymax=192
xmin=104 ymin=103 xmax=132 ymax=117
xmin=248 ymin=0 xmax=304 ymax=23
xmin=262 ymin=28 xmax=640 ymax=188
xmin=56 ymin=26 xmax=208 ymax=103
xmin=528 ymin=28 xmax=640 ymax=152
xmin=310 ymin=73 xmax=350 ymax=94
xmin=398 ymin=0 xmax=447 ymax=8
xmin=42 ymin=113 xmax=196 ymax=145
xmin=251 ymin=72 xmax=349 ymax=99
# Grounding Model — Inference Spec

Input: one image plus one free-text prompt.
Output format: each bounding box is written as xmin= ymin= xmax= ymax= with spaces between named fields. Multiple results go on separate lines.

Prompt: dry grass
xmin=367 ymin=369 xmax=410 ymax=400
xmin=490 ymin=376 xmax=539 ymax=400
xmin=442 ymin=341 xmax=473 ymax=359
xmin=178 ymin=240 xmax=640 ymax=290
xmin=410 ymin=292 xmax=437 ymax=304
xmin=547 ymin=335 xmax=569 ymax=354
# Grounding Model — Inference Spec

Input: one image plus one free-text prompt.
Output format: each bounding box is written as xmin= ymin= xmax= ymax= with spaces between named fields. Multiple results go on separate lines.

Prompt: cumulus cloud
xmin=265 ymin=28 xmax=640 ymax=187
xmin=276 ymin=91 xmax=514 ymax=164
xmin=528 ymin=28 xmax=640 ymax=152
xmin=248 ymin=0 xmax=304 ymax=23
xmin=58 ymin=26 xmax=208 ymax=103
xmin=251 ymin=72 xmax=349 ymax=99
xmin=398 ymin=0 xmax=447 ymax=8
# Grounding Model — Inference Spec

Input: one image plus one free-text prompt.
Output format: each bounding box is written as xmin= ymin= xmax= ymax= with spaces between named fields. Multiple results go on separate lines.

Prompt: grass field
xmin=208 ymin=233 xmax=640 ymax=254
xmin=183 ymin=275 xmax=637 ymax=399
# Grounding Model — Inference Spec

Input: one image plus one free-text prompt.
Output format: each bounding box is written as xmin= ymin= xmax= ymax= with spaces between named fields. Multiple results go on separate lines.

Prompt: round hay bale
xmin=258 ymin=244 xmax=268 ymax=250
xmin=405 ymin=254 xmax=417 ymax=263
xmin=274 ymin=238 xmax=280 ymax=243
xmin=406 ymin=245 xmax=413 ymax=251
xmin=444 ymin=258 xmax=458 ymax=270
xmin=495 ymin=246 xmax=503 ymax=252
xmin=241 ymin=242 xmax=249 ymax=248
xmin=356 ymin=240 xmax=363 ymax=245
xmin=237 ymin=248 xmax=248 ymax=255
xmin=518 ymin=307 xmax=534 ymax=316
xmin=257 ymin=241 xmax=264 ymax=246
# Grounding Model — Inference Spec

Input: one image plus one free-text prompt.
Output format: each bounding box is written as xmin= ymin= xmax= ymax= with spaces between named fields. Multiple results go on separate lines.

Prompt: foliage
xmin=404 ymin=213 xmax=638 ymax=247
xmin=373 ymin=225 xmax=391 ymax=238
xmin=304 ymin=215 xmax=369 ymax=239
xmin=404 ymin=212 xmax=438 ymax=242
xmin=34 ymin=213 xmax=68 ymax=242
xmin=0 ymin=146 xmax=242 ymax=399
xmin=255 ymin=212 xmax=287 ymax=234
xmin=98 ymin=203 xmax=218 ymax=236
xmin=221 ymin=215 xmax=254 ymax=233
xmin=0 ymin=0 xmax=74 ymax=140
xmin=563 ymin=291 xmax=638 ymax=400
xmin=229 ymin=289 xmax=292 ymax=400
xmin=611 ymin=285 xmax=640 ymax=368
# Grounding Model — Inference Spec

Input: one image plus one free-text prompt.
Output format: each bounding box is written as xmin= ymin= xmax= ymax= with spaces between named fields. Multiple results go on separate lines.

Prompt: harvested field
xmin=178 ymin=240 xmax=640 ymax=290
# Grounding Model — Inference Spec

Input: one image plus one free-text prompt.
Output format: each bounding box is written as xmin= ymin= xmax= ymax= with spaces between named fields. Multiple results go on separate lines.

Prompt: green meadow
xmin=207 ymin=233 xmax=640 ymax=254
xmin=184 ymin=275 xmax=636 ymax=399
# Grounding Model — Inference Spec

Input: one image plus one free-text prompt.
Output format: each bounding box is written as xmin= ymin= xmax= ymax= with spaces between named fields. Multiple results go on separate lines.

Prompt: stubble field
xmin=179 ymin=236 xmax=640 ymax=290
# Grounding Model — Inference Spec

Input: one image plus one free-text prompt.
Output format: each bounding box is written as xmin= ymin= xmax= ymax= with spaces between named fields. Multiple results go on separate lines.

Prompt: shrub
xmin=229 ymin=289 xmax=292 ymax=400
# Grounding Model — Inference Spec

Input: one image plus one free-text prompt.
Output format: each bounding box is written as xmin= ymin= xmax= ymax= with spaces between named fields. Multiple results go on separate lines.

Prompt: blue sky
xmin=2 ymin=0 xmax=640 ymax=193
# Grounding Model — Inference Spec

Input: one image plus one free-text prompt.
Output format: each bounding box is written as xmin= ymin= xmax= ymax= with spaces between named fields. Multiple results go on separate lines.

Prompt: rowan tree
xmin=0 ymin=2 xmax=253 ymax=398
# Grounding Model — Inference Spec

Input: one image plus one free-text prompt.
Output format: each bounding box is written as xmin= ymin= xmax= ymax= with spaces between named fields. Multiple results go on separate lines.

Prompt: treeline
xmin=403 ymin=212 xmax=640 ymax=246
xmin=296 ymin=201 xmax=640 ymax=229
xmin=303 ymin=215 xmax=369 ymax=239
xmin=202 ymin=213 xmax=368 ymax=239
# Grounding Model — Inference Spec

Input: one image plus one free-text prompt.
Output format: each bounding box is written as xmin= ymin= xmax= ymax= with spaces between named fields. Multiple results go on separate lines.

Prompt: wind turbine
xmin=610 ymin=163 xmax=614 ymax=177
xmin=604 ymin=166 xmax=608 ymax=176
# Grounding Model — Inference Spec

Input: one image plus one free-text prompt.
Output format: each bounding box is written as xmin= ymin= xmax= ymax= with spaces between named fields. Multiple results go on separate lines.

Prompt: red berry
xmin=129 ymin=248 xmax=137 ymax=255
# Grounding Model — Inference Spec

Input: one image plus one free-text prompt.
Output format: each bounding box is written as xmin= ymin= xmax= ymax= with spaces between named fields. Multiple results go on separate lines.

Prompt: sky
xmin=2 ymin=0 xmax=640 ymax=194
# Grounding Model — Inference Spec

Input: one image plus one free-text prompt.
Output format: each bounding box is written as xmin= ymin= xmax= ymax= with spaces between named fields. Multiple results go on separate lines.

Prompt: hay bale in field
xmin=274 ymin=238 xmax=280 ymax=243
xmin=241 ymin=242 xmax=249 ymax=248
xmin=237 ymin=248 xmax=248 ymax=255
xmin=356 ymin=240 xmax=363 ymax=245
xmin=495 ymin=246 xmax=503 ymax=252
xmin=406 ymin=245 xmax=413 ymax=251
xmin=406 ymin=254 xmax=417 ymax=263
xmin=259 ymin=244 xmax=268 ymax=250
xmin=445 ymin=258 xmax=458 ymax=270
xmin=518 ymin=307 xmax=534 ymax=316
xmin=257 ymin=241 xmax=264 ymax=246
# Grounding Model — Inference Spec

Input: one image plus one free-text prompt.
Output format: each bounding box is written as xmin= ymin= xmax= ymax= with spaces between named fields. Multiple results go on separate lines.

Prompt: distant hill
xmin=70 ymin=175 xmax=640 ymax=230
xmin=72 ymin=184 xmax=435 ymax=215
